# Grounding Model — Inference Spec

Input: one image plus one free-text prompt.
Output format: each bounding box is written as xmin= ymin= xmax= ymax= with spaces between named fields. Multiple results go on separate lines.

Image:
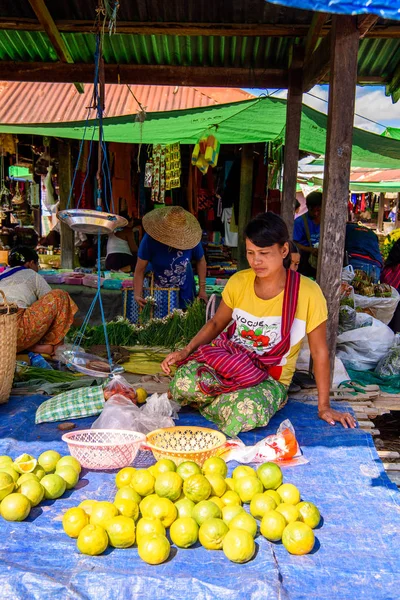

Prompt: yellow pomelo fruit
xmin=264 ymin=490 xmax=282 ymax=505
xmin=131 ymin=470 xmax=155 ymax=497
xmin=139 ymin=494 xmax=158 ymax=516
xmin=136 ymin=517 xmax=165 ymax=545
xmin=115 ymin=486 xmax=142 ymax=505
xmin=174 ymin=497 xmax=195 ymax=519
xmin=18 ymin=479 xmax=44 ymax=507
xmin=115 ymin=467 xmax=136 ymax=489
xmin=221 ymin=491 xmax=242 ymax=507
xmin=0 ymin=472 xmax=14 ymax=501
xmin=135 ymin=387 xmax=148 ymax=404
xmin=0 ymin=456 xmax=13 ymax=469
xmin=260 ymin=510 xmax=287 ymax=541
xmin=202 ymin=456 xmax=228 ymax=478
xmin=141 ymin=496 xmax=177 ymax=528
xmin=0 ymin=466 xmax=19 ymax=483
xmin=234 ymin=476 xmax=263 ymax=504
xmin=17 ymin=473 xmax=39 ymax=487
xmin=55 ymin=465 xmax=79 ymax=490
xmin=222 ymin=505 xmax=245 ymax=525
xmin=276 ymin=503 xmax=300 ymax=524
xmin=232 ymin=466 xmax=257 ymax=480
xmin=106 ymin=516 xmax=136 ymax=548
xmin=170 ymin=517 xmax=199 ymax=548
xmin=154 ymin=471 xmax=183 ymax=502
xmin=183 ymin=474 xmax=211 ymax=503
xmin=229 ymin=511 xmax=258 ymax=538
xmin=138 ymin=533 xmax=170 ymax=565
xmin=199 ymin=518 xmax=229 ymax=550
xmin=176 ymin=461 xmax=202 ymax=481
xmin=13 ymin=454 xmax=37 ymax=474
xmin=250 ymin=493 xmax=277 ymax=520
xmin=79 ymin=499 xmax=98 ymax=516
xmin=38 ymin=450 xmax=61 ymax=474
xmin=209 ymin=496 xmax=225 ymax=511
xmin=256 ymin=462 xmax=283 ymax=490
xmin=62 ymin=507 xmax=89 ymax=538
xmin=56 ymin=456 xmax=81 ymax=475
xmin=296 ymin=501 xmax=321 ymax=529
xmin=90 ymin=501 xmax=119 ymax=528
xmin=32 ymin=465 xmax=46 ymax=481
xmin=222 ymin=529 xmax=255 ymax=563
xmin=205 ymin=474 xmax=226 ymax=498
xmin=192 ymin=500 xmax=222 ymax=526
xmin=41 ymin=474 xmax=66 ymax=500
xmin=77 ymin=524 xmax=108 ymax=555
xmin=0 ymin=492 xmax=31 ymax=521
xmin=114 ymin=498 xmax=139 ymax=521
xmin=277 ymin=483 xmax=301 ymax=505
xmin=224 ymin=478 xmax=235 ymax=491
xmin=282 ymin=522 xmax=315 ymax=555
xmin=153 ymin=459 xmax=176 ymax=475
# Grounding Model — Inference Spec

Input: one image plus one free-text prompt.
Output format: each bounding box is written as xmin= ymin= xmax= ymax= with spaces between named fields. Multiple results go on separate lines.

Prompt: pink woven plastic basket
xmin=62 ymin=429 xmax=146 ymax=470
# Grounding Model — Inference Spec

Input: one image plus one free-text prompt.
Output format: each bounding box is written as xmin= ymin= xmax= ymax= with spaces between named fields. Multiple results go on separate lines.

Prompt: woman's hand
xmin=198 ymin=289 xmax=208 ymax=303
xmin=161 ymin=348 xmax=190 ymax=375
xmin=134 ymin=295 xmax=147 ymax=308
xmin=318 ymin=408 xmax=357 ymax=429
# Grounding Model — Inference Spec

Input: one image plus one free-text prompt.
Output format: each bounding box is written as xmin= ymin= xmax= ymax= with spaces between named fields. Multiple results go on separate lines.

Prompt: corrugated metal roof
xmin=0 ymin=81 xmax=254 ymax=123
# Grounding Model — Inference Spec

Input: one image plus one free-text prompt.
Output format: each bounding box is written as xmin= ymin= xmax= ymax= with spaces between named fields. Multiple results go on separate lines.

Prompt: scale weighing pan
xmin=62 ymin=349 xmax=124 ymax=378
xmin=57 ymin=209 xmax=128 ymax=235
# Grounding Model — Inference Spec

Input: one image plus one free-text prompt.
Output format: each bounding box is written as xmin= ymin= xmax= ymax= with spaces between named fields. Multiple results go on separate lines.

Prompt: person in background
xmin=161 ymin=212 xmax=355 ymax=436
xmin=344 ymin=222 xmax=383 ymax=282
xmin=284 ymin=241 xmax=301 ymax=271
xmin=0 ymin=246 xmax=77 ymax=355
xmin=134 ymin=206 xmax=208 ymax=309
xmin=293 ymin=191 xmax=322 ymax=278
xmin=381 ymin=240 xmax=400 ymax=332
xmin=105 ymin=211 xmax=138 ymax=273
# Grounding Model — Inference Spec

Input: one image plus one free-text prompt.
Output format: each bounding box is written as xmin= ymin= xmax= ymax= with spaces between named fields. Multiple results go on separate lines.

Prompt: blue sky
xmin=244 ymin=85 xmax=400 ymax=134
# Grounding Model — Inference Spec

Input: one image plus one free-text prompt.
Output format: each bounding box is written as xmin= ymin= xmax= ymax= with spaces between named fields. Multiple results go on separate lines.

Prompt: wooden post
xmin=377 ymin=192 xmax=385 ymax=232
xmin=58 ymin=140 xmax=75 ymax=270
xmin=237 ymin=145 xmax=254 ymax=270
xmin=281 ymin=50 xmax=303 ymax=237
xmin=317 ymin=15 xmax=360 ymax=377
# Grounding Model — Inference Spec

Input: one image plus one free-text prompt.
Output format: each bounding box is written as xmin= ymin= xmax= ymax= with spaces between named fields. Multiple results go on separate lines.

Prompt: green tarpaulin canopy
xmin=311 ymin=176 xmax=400 ymax=192
xmin=2 ymin=96 xmax=400 ymax=169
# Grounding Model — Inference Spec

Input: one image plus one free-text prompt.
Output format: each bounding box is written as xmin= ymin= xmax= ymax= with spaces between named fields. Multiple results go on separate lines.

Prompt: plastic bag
xmin=219 ymin=420 xmax=308 ymax=467
xmin=340 ymin=282 xmax=355 ymax=308
xmin=91 ymin=392 xmax=181 ymax=434
xmin=341 ymin=265 xmax=355 ymax=284
xmin=375 ymin=335 xmax=400 ymax=378
xmin=354 ymin=286 xmax=400 ymax=325
xmin=103 ymin=374 xmax=137 ymax=403
xmin=338 ymin=305 xmax=357 ymax=334
xmin=336 ymin=317 xmax=395 ymax=371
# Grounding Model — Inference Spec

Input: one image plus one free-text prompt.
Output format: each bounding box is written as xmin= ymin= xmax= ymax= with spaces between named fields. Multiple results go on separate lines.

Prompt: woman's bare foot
xmin=28 ymin=343 xmax=55 ymax=356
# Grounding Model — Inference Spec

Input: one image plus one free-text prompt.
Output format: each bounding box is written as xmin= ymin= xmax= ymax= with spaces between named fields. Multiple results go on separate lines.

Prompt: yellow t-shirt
xmin=221 ymin=269 xmax=328 ymax=386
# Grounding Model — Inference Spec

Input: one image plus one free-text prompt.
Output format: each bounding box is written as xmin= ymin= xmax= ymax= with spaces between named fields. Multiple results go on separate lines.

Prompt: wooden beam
xmin=238 ymin=145 xmax=254 ymax=271
xmin=358 ymin=14 xmax=379 ymax=38
xmin=304 ymin=13 xmax=328 ymax=63
xmin=377 ymin=192 xmax=385 ymax=232
xmin=317 ymin=15 xmax=360 ymax=378
xmin=281 ymin=48 xmax=303 ymax=236
xmin=57 ymin=140 xmax=75 ymax=270
xmin=303 ymin=31 xmax=331 ymax=91
xmin=0 ymin=18 xmax=399 ymax=39
xmin=0 ymin=62 xmax=288 ymax=88
xmin=27 ymin=0 xmax=83 ymax=94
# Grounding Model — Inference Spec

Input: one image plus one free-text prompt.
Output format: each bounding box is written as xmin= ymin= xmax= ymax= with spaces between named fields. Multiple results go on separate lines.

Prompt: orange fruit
xmin=138 ymin=533 xmax=170 ymax=565
xmin=0 ymin=492 xmax=31 ymax=521
xmin=260 ymin=510 xmax=287 ymax=541
xmin=106 ymin=516 xmax=136 ymax=548
xmin=131 ymin=470 xmax=155 ymax=497
xmin=222 ymin=529 xmax=255 ymax=563
xmin=115 ymin=467 xmax=136 ymax=489
xmin=220 ymin=491 xmax=242 ymax=507
xmin=38 ymin=450 xmax=61 ymax=474
xmin=277 ymin=483 xmax=301 ymax=505
xmin=229 ymin=511 xmax=258 ymax=538
xmin=192 ymin=500 xmax=222 ymax=526
xmin=232 ymin=466 xmax=257 ymax=480
xmin=256 ymin=463 xmax=283 ymax=490
xmin=234 ymin=476 xmax=263 ymax=504
xmin=183 ymin=474 xmax=211 ymax=503
xmin=176 ymin=461 xmax=202 ymax=480
xmin=90 ymin=501 xmax=119 ymax=528
xmin=282 ymin=522 xmax=315 ymax=555
xmin=136 ymin=517 xmax=165 ymax=544
xmin=17 ymin=479 xmax=44 ymax=507
xmin=114 ymin=498 xmax=139 ymax=521
xmin=77 ymin=524 xmax=108 ymax=555
xmin=62 ymin=507 xmax=89 ymax=538
xmin=276 ymin=503 xmax=300 ymax=524
xmin=199 ymin=518 xmax=229 ymax=550
xmin=154 ymin=471 xmax=183 ymax=502
xmin=202 ymin=457 xmax=228 ymax=478
xmin=250 ymin=493 xmax=277 ymax=520
xmin=41 ymin=474 xmax=66 ymax=500
xmin=169 ymin=517 xmax=199 ymax=548
xmin=205 ymin=474 xmax=226 ymax=498
xmin=296 ymin=501 xmax=321 ymax=529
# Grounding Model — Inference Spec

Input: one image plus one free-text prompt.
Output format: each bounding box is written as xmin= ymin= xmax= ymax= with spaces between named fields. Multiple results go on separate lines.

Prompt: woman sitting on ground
xmin=0 ymin=246 xmax=78 ymax=355
xmin=161 ymin=213 xmax=355 ymax=436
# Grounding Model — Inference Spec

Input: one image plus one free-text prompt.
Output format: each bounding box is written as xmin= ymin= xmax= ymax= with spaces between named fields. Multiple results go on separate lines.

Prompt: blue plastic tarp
xmin=0 ymin=394 xmax=399 ymax=600
xmin=268 ymin=0 xmax=400 ymax=20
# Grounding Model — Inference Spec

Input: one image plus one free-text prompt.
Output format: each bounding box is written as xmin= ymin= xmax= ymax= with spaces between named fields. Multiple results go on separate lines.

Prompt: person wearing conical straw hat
xmin=133 ymin=206 xmax=208 ymax=309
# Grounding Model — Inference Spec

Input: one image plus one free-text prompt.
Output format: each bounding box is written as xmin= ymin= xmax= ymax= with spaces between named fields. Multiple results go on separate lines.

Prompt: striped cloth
xmin=179 ymin=269 xmax=301 ymax=396
xmin=35 ymin=385 xmax=105 ymax=424
xmin=381 ymin=265 xmax=400 ymax=291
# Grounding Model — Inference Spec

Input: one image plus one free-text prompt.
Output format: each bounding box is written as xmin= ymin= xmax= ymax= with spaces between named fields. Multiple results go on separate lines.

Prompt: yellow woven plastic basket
xmin=145 ymin=426 xmax=227 ymax=466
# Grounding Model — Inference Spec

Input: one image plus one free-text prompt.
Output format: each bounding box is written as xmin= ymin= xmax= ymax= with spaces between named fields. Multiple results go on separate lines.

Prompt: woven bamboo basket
xmin=0 ymin=290 xmax=18 ymax=404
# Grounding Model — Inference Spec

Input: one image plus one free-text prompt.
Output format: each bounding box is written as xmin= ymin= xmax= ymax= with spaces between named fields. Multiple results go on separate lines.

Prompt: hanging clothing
xmin=109 ymin=143 xmax=135 ymax=214
xmin=221 ymin=207 xmax=238 ymax=247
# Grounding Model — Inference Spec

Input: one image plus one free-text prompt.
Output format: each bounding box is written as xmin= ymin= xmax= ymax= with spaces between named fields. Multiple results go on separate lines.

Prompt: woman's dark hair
xmin=9 ymin=246 xmax=39 ymax=267
xmin=244 ymin=212 xmax=289 ymax=248
xmin=306 ymin=191 xmax=322 ymax=209
xmin=385 ymin=240 xmax=400 ymax=268
xmin=283 ymin=241 xmax=299 ymax=269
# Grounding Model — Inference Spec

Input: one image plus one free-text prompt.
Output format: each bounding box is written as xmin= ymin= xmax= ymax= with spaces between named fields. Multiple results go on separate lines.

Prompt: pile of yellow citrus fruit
xmin=63 ymin=457 xmax=321 ymax=563
xmin=0 ymin=451 xmax=81 ymax=522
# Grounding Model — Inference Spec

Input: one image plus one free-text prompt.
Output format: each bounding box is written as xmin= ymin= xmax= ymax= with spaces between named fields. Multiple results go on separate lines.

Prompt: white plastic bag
xmin=341 ymin=265 xmax=355 ymax=284
xmin=336 ymin=317 xmax=395 ymax=371
xmin=91 ymin=392 xmax=181 ymax=434
xmin=354 ymin=286 xmax=400 ymax=325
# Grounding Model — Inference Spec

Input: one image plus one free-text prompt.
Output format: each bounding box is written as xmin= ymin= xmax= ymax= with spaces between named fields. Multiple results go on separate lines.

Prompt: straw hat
xmin=142 ymin=206 xmax=202 ymax=250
